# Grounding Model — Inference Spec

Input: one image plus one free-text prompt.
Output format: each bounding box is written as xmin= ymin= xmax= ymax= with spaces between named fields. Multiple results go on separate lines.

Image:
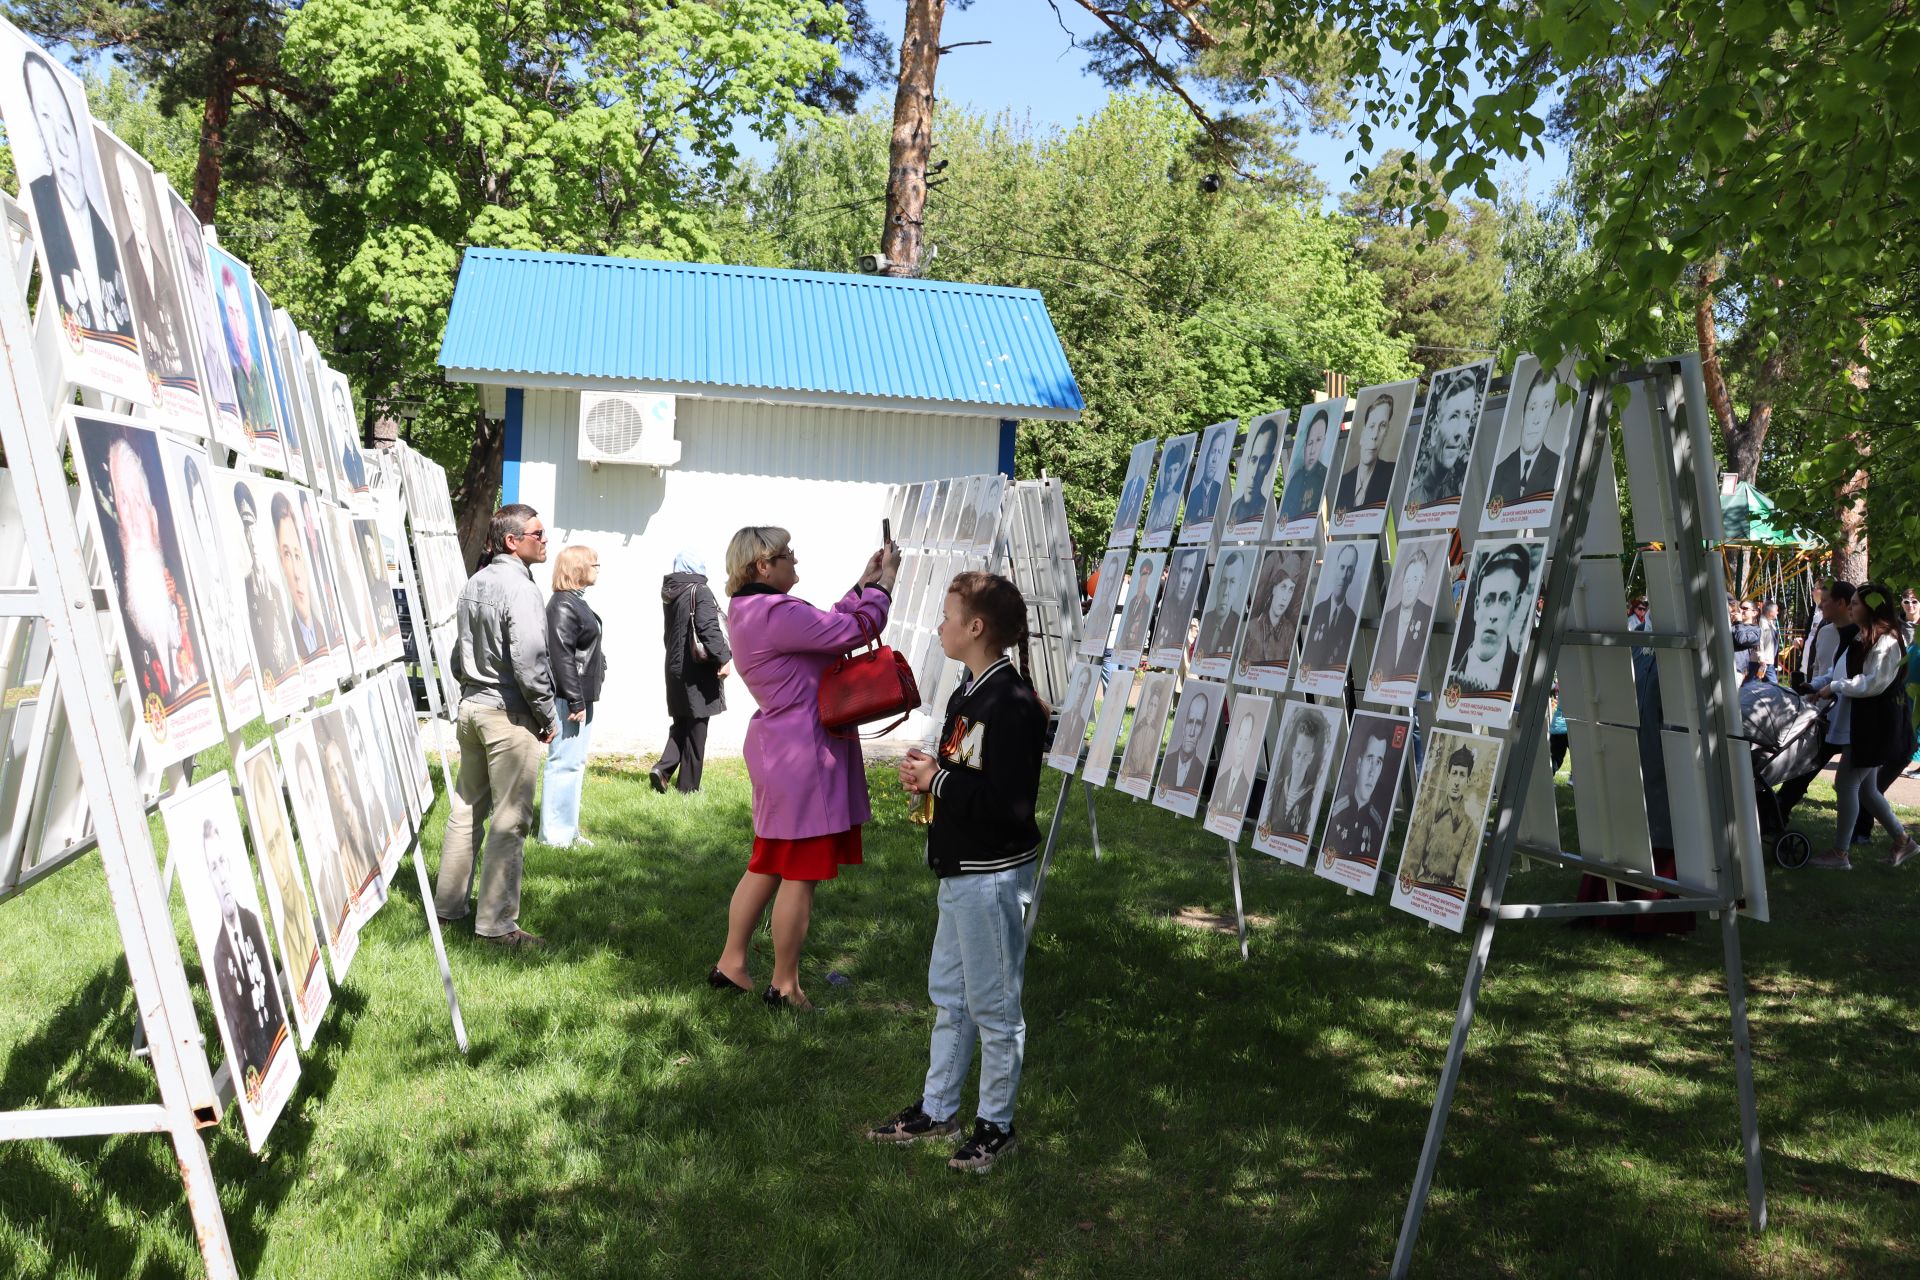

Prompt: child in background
xmin=870 ymin=572 xmax=1048 ymax=1173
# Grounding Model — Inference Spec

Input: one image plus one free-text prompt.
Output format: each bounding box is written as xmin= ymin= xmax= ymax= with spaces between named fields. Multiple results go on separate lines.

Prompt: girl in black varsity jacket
xmin=869 ymin=571 xmax=1047 ymax=1173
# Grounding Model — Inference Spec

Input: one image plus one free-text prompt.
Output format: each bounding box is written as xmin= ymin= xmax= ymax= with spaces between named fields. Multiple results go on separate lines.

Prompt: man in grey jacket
xmin=434 ymin=504 xmax=557 ymax=947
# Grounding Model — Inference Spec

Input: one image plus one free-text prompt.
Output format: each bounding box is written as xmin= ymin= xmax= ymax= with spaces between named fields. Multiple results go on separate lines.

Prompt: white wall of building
xmin=509 ymin=389 xmax=1001 ymax=754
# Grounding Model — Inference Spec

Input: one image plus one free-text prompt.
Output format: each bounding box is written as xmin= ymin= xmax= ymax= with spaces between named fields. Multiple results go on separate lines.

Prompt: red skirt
xmin=748 ymin=826 xmax=863 ymax=881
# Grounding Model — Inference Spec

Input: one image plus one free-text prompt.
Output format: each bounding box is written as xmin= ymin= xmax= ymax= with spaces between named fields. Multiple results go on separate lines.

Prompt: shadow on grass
xmin=3 ymin=765 xmax=1917 ymax=1279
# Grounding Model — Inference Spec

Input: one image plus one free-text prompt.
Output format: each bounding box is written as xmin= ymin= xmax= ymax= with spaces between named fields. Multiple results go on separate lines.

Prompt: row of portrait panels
xmin=71 ymin=411 xmax=406 ymax=766
xmin=1047 ymin=664 xmax=1503 ymax=933
xmin=159 ymin=667 xmax=433 ymax=1151
xmin=1079 ymin=529 xmax=1549 ymax=732
xmin=1102 ymin=354 xmax=1584 ymax=556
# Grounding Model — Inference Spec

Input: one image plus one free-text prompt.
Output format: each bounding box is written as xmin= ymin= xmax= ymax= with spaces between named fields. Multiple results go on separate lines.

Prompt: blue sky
xmin=741 ymin=3 xmax=1569 ymax=208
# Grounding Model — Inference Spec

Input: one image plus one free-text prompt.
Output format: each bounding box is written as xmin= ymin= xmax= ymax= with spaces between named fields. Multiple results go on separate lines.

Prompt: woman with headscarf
xmin=653 ymin=548 xmax=730 ymax=794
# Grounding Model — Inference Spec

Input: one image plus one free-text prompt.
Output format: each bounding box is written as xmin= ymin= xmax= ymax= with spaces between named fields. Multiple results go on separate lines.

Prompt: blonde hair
xmin=550 ymin=544 xmax=598 ymax=592
xmin=726 ymin=525 xmax=791 ymax=595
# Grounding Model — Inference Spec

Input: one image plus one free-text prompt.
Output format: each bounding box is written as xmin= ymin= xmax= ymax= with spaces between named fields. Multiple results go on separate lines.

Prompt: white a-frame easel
xmin=0 ymin=198 xmax=241 ymax=1271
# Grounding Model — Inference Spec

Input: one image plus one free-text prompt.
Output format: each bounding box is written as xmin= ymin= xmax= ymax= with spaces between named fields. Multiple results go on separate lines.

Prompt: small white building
xmin=438 ymin=249 xmax=1084 ymax=754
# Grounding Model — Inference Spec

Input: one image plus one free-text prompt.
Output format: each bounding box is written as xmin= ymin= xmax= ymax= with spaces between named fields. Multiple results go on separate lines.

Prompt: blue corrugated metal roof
xmin=438 ymin=248 xmax=1084 ymax=417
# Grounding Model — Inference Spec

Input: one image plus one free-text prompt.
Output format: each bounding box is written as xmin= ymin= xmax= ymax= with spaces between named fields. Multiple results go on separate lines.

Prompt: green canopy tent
xmin=1716 ymin=480 xmax=1828 ymax=670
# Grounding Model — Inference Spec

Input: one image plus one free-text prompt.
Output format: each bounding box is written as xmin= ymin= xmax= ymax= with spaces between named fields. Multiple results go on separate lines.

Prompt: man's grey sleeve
xmin=509 ymin=583 xmax=558 ymax=732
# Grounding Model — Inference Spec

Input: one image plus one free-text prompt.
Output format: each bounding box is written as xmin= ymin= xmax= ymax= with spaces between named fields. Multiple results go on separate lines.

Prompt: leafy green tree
xmin=281 ymin=0 xmax=852 ymax=553
xmin=1342 ymin=151 xmax=1500 ymax=377
xmin=727 ymin=93 xmax=1416 ymax=553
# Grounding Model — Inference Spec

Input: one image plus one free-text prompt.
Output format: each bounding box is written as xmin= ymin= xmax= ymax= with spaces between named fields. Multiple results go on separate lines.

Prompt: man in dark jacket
xmin=653 ymin=550 xmax=731 ymax=794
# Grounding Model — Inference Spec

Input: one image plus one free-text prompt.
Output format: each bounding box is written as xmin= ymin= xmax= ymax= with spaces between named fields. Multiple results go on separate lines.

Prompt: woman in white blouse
xmin=1808 ymin=584 xmax=1919 ymax=869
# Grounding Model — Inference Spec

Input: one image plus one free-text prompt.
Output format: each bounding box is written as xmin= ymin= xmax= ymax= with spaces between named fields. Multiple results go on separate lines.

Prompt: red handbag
xmin=818 ymin=613 xmax=922 ymax=739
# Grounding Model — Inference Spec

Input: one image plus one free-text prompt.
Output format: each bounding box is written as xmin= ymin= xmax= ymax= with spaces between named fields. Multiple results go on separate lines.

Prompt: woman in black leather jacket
xmin=540 ymin=545 xmax=605 ymax=846
xmin=652 ymin=550 xmax=730 ymax=794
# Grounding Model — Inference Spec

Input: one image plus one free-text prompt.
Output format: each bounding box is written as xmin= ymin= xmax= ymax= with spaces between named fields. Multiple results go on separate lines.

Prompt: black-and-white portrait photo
xmin=1236 ymin=547 xmax=1315 ymax=689
xmin=1276 ymin=400 xmax=1344 ymax=536
xmin=160 ymin=438 xmax=260 ymax=727
xmin=1108 ymin=438 xmax=1157 ymax=547
xmin=1081 ymin=668 xmax=1136 ymax=787
xmin=1046 ymin=660 xmax=1100 ymax=771
xmin=159 ymin=774 xmax=297 ymax=1150
xmin=1193 ymin=546 xmax=1256 ymax=675
xmin=972 ymin=474 xmax=1006 ymax=550
xmin=901 ymin=482 xmax=928 ymax=543
xmin=1147 ymin=547 xmax=1207 ymax=665
xmin=1365 ymin=534 xmax=1450 ymax=707
xmin=1225 ymin=412 xmax=1284 ymax=537
xmin=1153 ymin=678 xmax=1223 ymax=814
xmin=1482 ymin=355 xmax=1576 ymax=529
xmin=95 ymin=127 xmax=207 ymax=433
xmin=71 ymin=414 xmax=222 ymax=759
xmin=165 ymin=187 xmax=243 ymax=445
xmin=1113 ymin=550 xmax=1166 ymax=661
xmin=295 ymin=488 xmax=351 ymax=677
xmin=354 ymin=517 xmax=402 ymax=647
xmin=1295 ymin=538 xmax=1376 ymax=694
xmin=1142 ymin=432 xmax=1195 ymax=546
xmin=1180 ymin=421 xmax=1236 ymax=542
xmin=1392 ymin=731 xmax=1502 ymax=933
xmin=314 ymin=709 xmax=382 ymax=893
xmin=937 ymin=476 xmax=970 ymax=547
xmin=1316 ymin=711 xmax=1412 ymax=893
xmin=1440 ymin=538 xmax=1547 ymax=728
xmin=1404 ymin=359 xmax=1493 ymax=523
xmin=1115 ymin=670 xmax=1176 ymax=796
xmin=277 ymin=722 xmax=362 ymax=977
xmin=1 ymin=35 xmax=148 ymax=402
xmin=326 ymin=502 xmax=377 ymax=665
xmin=1204 ymin=691 xmax=1273 ymax=838
xmin=1254 ymin=699 xmax=1343 ymax=864
xmin=1332 ymin=380 xmax=1417 ymax=533
xmin=220 ymin=472 xmax=302 ymax=714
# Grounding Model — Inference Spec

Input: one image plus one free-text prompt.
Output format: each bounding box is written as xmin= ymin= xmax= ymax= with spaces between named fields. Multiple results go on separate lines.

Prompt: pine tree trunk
xmin=881 ymin=0 xmax=945 ymax=277
xmin=192 ymin=68 xmax=237 ymax=223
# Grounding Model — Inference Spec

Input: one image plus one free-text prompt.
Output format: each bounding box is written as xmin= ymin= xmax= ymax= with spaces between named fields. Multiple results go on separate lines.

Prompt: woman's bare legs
xmin=770 ymin=879 xmax=818 ymax=1003
xmin=716 ymin=870 xmax=780 ymax=986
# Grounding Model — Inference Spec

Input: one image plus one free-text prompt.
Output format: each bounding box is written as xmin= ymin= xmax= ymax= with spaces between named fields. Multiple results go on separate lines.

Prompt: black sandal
xmin=763 ymin=985 xmax=816 ymax=1012
xmin=707 ymin=966 xmax=751 ymax=993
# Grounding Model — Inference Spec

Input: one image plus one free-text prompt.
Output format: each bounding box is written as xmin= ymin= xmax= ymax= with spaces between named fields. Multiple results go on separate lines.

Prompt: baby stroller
xmin=1741 ymin=680 xmax=1826 ymax=868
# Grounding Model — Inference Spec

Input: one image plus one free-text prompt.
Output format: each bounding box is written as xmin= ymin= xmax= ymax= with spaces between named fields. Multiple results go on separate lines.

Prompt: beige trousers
xmin=434 ymin=702 xmax=545 ymax=936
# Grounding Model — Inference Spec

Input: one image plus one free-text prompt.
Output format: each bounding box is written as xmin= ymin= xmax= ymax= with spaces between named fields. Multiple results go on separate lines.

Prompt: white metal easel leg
xmin=1023 ymin=779 xmax=1073 ymax=947
xmin=1083 ymin=779 xmax=1103 ymax=862
xmin=1223 ymin=839 xmax=1248 ymax=962
xmin=1721 ymin=903 xmax=1767 ymax=1230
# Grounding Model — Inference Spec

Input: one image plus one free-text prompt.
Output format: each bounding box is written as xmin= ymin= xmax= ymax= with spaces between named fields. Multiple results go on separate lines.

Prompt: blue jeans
xmin=922 ymin=863 xmax=1035 ymax=1128
xmin=539 ymin=696 xmax=592 ymax=845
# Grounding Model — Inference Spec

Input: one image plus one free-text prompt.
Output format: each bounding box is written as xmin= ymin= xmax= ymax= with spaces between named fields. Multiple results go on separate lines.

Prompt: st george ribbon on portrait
xmin=1190 ymin=546 xmax=1258 ymax=680
xmin=1252 ymin=698 xmax=1343 ymax=866
xmin=1438 ymin=537 xmax=1549 ymax=729
xmin=1402 ymin=358 xmax=1495 ymax=532
xmin=69 ymin=412 xmax=224 ymax=763
xmin=205 ymin=243 xmax=287 ymax=470
xmin=1314 ymin=710 xmax=1413 ymax=895
xmin=1331 ymin=379 xmax=1419 ymax=536
xmin=159 ymin=773 xmax=300 ymax=1152
xmin=0 ymin=29 xmax=150 ymax=403
xmin=1391 ymin=729 xmax=1503 ymax=933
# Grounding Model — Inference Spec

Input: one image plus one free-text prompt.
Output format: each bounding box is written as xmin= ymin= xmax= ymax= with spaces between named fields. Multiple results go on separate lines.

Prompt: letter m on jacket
xmin=944 ymin=717 xmax=987 ymax=770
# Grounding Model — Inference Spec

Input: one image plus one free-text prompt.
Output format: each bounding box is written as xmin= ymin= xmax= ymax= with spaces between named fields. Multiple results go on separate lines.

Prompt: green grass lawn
xmin=2 ymin=757 xmax=1917 ymax=1278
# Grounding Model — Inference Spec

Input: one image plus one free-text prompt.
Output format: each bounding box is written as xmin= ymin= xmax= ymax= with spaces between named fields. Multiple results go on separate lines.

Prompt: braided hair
xmin=947 ymin=570 xmax=1033 ymax=685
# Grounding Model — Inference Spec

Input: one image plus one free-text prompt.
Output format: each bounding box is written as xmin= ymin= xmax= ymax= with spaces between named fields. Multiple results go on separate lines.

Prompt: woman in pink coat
xmin=709 ymin=525 xmax=899 ymax=1010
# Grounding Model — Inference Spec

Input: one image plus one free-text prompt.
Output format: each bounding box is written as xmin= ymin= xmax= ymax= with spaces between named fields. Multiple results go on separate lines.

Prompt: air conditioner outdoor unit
xmin=577 ymin=391 xmax=681 ymax=468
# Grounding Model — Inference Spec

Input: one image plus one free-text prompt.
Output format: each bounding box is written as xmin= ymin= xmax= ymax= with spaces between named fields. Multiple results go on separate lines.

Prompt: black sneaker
xmin=948 ymin=1118 xmax=1017 ymax=1172
xmin=866 ymin=1100 xmax=959 ymax=1144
